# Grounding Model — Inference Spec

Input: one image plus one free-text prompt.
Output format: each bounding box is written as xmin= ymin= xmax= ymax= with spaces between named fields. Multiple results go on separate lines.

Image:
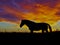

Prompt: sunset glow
xmin=0 ymin=0 xmax=60 ymax=32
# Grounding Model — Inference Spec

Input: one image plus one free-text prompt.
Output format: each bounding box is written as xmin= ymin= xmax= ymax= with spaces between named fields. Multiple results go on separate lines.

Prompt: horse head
xmin=20 ymin=20 xmax=25 ymax=27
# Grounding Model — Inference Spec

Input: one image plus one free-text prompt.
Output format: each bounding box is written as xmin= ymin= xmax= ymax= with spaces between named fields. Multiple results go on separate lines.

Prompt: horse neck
xmin=24 ymin=21 xmax=32 ymax=26
xmin=24 ymin=22 xmax=29 ymax=26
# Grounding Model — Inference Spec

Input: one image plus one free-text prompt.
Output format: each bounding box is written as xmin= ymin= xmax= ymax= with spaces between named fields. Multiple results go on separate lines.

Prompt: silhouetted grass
xmin=0 ymin=31 xmax=60 ymax=41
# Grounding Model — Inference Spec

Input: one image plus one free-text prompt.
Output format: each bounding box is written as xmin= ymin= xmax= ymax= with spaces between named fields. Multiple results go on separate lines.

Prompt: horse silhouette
xmin=20 ymin=20 xmax=52 ymax=33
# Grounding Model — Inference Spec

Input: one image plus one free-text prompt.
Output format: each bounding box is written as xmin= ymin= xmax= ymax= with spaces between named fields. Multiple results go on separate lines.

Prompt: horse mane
xmin=22 ymin=20 xmax=35 ymax=23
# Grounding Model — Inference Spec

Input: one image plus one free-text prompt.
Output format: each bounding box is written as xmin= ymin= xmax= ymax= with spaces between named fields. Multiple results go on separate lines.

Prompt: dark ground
xmin=0 ymin=31 xmax=60 ymax=40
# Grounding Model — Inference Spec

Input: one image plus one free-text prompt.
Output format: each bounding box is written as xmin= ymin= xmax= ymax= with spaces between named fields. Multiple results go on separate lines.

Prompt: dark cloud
xmin=0 ymin=14 xmax=18 ymax=21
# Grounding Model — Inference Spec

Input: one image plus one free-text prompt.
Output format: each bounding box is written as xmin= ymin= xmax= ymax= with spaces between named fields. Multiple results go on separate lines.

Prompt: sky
xmin=0 ymin=0 xmax=60 ymax=32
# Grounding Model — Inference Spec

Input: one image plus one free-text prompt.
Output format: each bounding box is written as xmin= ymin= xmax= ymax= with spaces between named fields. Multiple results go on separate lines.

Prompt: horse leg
xmin=46 ymin=29 xmax=48 ymax=33
xmin=50 ymin=29 xmax=52 ymax=32
xmin=42 ymin=30 xmax=44 ymax=33
xmin=30 ymin=30 xmax=33 ymax=33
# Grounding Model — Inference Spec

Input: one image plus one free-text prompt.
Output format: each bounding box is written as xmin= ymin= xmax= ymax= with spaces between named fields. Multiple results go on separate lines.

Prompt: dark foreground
xmin=0 ymin=31 xmax=60 ymax=41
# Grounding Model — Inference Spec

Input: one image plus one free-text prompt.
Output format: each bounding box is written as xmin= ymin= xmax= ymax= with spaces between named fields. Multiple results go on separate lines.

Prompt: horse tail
xmin=48 ymin=24 xmax=52 ymax=32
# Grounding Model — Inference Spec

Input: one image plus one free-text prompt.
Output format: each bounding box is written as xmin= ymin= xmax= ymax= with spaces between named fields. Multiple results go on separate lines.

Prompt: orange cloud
xmin=0 ymin=0 xmax=60 ymax=32
xmin=2 ymin=2 xmax=60 ymax=25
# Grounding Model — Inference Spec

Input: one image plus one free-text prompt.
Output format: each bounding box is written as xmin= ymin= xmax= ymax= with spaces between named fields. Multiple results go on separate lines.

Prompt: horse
xmin=20 ymin=20 xmax=52 ymax=33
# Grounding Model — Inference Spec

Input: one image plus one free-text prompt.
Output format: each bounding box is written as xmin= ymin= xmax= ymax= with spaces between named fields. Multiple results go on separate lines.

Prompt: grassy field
xmin=0 ymin=31 xmax=60 ymax=41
